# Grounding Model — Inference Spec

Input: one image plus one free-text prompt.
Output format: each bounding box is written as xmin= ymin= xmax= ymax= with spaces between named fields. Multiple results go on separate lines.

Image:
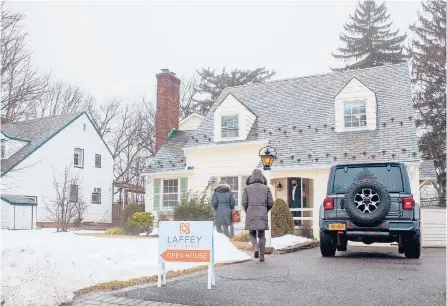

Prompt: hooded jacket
xmin=242 ymin=169 xmax=274 ymax=231
xmin=211 ymin=182 xmax=235 ymax=227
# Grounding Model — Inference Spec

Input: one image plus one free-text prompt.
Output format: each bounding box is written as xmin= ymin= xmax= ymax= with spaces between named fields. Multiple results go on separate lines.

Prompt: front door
xmin=14 ymin=206 xmax=32 ymax=230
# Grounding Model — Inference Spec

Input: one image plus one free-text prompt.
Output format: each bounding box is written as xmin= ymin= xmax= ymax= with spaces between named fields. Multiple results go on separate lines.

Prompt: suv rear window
xmin=332 ymin=166 xmax=404 ymax=193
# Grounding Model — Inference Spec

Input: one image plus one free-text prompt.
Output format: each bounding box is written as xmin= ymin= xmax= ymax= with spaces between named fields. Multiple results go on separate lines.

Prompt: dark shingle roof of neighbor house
xmin=145 ymin=63 xmax=419 ymax=174
xmin=1 ymin=194 xmax=37 ymax=205
xmin=420 ymin=160 xmax=437 ymax=180
xmin=1 ymin=112 xmax=111 ymax=176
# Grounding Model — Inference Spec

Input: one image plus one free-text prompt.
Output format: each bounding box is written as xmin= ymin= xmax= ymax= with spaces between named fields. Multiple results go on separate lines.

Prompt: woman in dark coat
xmin=242 ymin=169 xmax=274 ymax=262
xmin=212 ymin=181 xmax=235 ymax=238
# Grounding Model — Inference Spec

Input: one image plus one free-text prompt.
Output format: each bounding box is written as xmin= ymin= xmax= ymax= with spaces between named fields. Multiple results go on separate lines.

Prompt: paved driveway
xmin=76 ymin=246 xmax=446 ymax=306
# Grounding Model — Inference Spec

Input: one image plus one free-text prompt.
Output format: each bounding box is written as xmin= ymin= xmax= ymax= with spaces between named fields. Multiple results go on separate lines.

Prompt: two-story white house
xmin=1 ymin=112 xmax=113 ymax=229
xmin=143 ymin=64 xmax=436 ymax=240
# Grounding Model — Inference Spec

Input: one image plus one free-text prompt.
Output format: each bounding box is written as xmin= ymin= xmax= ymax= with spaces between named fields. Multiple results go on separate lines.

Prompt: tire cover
xmin=343 ymin=179 xmax=391 ymax=226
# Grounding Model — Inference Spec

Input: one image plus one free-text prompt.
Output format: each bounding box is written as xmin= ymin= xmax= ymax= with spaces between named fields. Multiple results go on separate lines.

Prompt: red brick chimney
xmin=0 ymin=115 xmax=10 ymax=124
xmin=155 ymin=69 xmax=181 ymax=153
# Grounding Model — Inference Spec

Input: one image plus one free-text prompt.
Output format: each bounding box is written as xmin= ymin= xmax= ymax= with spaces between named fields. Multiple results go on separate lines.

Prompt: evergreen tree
xmin=193 ymin=67 xmax=275 ymax=115
xmin=331 ymin=0 xmax=407 ymax=71
xmin=408 ymin=0 xmax=446 ymax=206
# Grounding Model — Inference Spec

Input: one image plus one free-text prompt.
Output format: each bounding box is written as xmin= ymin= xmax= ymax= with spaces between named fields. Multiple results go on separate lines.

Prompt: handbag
xmin=232 ymin=210 xmax=241 ymax=223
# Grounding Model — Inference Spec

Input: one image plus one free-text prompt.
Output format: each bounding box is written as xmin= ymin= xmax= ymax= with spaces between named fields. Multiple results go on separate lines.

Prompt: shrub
xmin=271 ymin=198 xmax=294 ymax=238
xmin=105 ymin=227 xmax=125 ymax=235
xmin=121 ymin=203 xmax=144 ymax=226
xmin=173 ymin=190 xmax=215 ymax=221
xmin=125 ymin=212 xmax=155 ymax=235
xmin=232 ymin=231 xmax=250 ymax=242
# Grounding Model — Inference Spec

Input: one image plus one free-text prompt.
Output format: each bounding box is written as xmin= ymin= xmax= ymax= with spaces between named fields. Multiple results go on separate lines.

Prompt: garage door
xmin=421 ymin=208 xmax=446 ymax=247
xmin=14 ymin=205 xmax=33 ymax=230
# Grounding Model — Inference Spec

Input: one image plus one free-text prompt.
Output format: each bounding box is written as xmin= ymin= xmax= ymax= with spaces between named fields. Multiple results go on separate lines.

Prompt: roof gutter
xmin=140 ymin=169 xmax=192 ymax=177
xmin=183 ymin=139 xmax=269 ymax=153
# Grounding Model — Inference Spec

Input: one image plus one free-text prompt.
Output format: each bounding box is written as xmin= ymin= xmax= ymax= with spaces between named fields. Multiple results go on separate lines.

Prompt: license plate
xmin=328 ymin=223 xmax=346 ymax=231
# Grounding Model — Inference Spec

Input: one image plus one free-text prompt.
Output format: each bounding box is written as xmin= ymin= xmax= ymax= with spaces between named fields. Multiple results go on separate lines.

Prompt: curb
xmin=273 ymin=240 xmax=320 ymax=254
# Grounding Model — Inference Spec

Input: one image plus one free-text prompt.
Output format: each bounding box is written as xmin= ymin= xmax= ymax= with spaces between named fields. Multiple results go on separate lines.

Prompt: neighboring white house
xmin=1 ymin=112 xmax=114 ymax=226
xmin=142 ymin=64 xmax=437 ymax=241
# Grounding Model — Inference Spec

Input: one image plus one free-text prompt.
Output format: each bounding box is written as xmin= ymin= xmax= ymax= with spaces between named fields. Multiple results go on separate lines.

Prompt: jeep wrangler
xmin=319 ymin=162 xmax=421 ymax=258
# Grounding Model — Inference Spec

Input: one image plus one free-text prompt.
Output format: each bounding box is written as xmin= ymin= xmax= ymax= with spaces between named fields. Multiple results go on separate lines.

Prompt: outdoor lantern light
xmin=259 ymin=146 xmax=277 ymax=171
xmin=277 ymin=182 xmax=283 ymax=191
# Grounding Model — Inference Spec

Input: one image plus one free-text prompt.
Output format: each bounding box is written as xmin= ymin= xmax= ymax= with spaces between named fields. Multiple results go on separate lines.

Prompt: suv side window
xmin=332 ymin=166 xmax=404 ymax=193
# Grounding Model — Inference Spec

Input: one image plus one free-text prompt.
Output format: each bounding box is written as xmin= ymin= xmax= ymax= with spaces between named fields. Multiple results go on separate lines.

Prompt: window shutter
xmin=180 ymin=177 xmax=188 ymax=202
xmin=153 ymin=179 xmax=161 ymax=211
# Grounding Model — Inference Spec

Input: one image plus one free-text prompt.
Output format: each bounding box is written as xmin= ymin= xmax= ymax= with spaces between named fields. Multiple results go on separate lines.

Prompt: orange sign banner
xmin=160 ymin=249 xmax=211 ymax=262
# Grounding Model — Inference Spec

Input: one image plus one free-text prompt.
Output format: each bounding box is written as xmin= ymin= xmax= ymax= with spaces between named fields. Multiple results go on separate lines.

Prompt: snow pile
xmin=1 ymin=229 xmax=249 ymax=306
xmin=271 ymin=234 xmax=311 ymax=250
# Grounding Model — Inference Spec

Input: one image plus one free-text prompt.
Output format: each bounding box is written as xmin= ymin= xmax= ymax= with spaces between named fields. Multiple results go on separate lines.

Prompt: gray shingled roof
xmin=1 ymin=112 xmax=84 ymax=176
xmin=1 ymin=194 xmax=37 ymax=205
xmin=420 ymin=160 xmax=437 ymax=180
xmin=145 ymin=63 xmax=419 ymax=174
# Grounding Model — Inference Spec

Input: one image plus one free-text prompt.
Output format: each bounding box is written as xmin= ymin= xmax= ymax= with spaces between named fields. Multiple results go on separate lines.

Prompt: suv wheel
xmin=320 ymin=230 xmax=336 ymax=257
xmin=404 ymin=231 xmax=421 ymax=259
xmin=343 ymin=179 xmax=391 ymax=227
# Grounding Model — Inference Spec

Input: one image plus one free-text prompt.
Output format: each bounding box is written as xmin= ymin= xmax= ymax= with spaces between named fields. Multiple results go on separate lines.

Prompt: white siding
xmin=179 ymin=114 xmax=204 ymax=131
xmin=1 ymin=200 xmax=10 ymax=229
xmin=213 ymin=94 xmax=256 ymax=142
xmin=0 ymin=134 xmax=28 ymax=159
xmin=1 ymin=113 xmax=114 ymax=223
xmin=421 ymin=208 xmax=446 ymax=247
xmin=334 ymin=78 xmax=377 ymax=132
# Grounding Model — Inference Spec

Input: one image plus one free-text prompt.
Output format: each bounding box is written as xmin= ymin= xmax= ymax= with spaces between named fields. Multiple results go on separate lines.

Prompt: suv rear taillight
xmin=402 ymin=197 xmax=415 ymax=210
xmin=323 ymin=198 xmax=334 ymax=210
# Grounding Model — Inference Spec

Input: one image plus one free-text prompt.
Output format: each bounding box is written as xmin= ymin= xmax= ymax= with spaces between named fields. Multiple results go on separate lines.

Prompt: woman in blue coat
xmin=212 ymin=180 xmax=235 ymax=238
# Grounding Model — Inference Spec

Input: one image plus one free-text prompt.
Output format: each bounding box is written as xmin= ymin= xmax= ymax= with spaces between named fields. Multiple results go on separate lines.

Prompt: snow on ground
xmin=1 ymin=229 xmax=249 ymax=306
xmin=271 ymin=235 xmax=311 ymax=250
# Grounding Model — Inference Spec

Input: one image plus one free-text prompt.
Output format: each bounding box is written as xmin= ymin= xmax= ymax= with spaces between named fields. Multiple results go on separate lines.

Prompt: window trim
xmin=162 ymin=179 xmax=180 ymax=209
xmin=343 ymin=100 xmax=367 ymax=129
xmin=92 ymin=188 xmax=101 ymax=204
xmin=1 ymin=139 xmax=6 ymax=159
xmin=74 ymin=148 xmax=84 ymax=168
xmin=95 ymin=154 xmax=102 ymax=168
xmin=219 ymin=176 xmax=240 ymax=207
xmin=221 ymin=115 xmax=240 ymax=139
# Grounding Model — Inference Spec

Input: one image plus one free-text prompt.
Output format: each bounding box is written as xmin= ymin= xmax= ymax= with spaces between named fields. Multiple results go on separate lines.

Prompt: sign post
xmin=158 ymin=221 xmax=215 ymax=289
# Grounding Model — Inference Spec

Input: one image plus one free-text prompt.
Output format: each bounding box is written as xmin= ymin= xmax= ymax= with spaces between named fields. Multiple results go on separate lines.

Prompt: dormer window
xmin=334 ymin=78 xmax=377 ymax=132
xmin=1 ymin=140 xmax=6 ymax=159
xmin=221 ymin=115 xmax=239 ymax=138
xmin=344 ymin=100 xmax=367 ymax=128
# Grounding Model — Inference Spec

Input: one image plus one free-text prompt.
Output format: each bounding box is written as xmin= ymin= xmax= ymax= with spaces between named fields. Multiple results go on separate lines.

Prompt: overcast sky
xmin=8 ymin=0 xmax=421 ymax=105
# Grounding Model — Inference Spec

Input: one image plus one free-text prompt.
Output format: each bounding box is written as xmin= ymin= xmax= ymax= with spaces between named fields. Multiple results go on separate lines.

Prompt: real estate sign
xmin=157 ymin=221 xmax=215 ymax=289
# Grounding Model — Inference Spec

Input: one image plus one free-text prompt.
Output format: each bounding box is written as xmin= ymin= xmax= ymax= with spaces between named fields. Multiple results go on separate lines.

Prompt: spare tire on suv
xmin=343 ymin=179 xmax=391 ymax=227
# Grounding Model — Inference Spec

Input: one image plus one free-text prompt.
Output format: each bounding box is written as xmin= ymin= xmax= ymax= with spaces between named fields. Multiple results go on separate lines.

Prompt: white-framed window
xmin=95 ymin=154 xmax=101 ymax=168
xmin=220 ymin=176 xmax=239 ymax=207
xmin=92 ymin=187 xmax=101 ymax=204
xmin=221 ymin=115 xmax=239 ymax=138
xmin=162 ymin=179 xmax=179 ymax=208
xmin=70 ymin=184 xmax=79 ymax=202
xmin=344 ymin=100 xmax=367 ymax=128
xmin=1 ymin=140 xmax=6 ymax=159
xmin=74 ymin=148 xmax=84 ymax=168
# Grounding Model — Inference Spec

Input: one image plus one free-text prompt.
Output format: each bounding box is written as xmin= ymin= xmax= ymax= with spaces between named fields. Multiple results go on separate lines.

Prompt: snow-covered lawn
xmin=271 ymin=234 xmax=311 ymax=250
xmin=1 ymin=229 xmax=249 ymax=306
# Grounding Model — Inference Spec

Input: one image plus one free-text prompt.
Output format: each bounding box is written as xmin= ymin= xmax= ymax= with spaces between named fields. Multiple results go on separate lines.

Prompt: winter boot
xmin=259 ymin=237 xmax=266 ymax=262
xmin=250 ymin=233 xmax=259 ymax=259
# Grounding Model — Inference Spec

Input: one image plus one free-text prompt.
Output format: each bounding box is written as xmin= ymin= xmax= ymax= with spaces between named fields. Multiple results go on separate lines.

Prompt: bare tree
xmin=179 ymin=77 xmax=199 ymax=119
xmin=45 ymin=165 xmax=89 ymax=232
xmin=32 ymin=81 xmax=94 ymax=118
xmin=88 ymin=98 xmax=121 ymax=138
xmin=1 ymin=3 xmax=49 ymax=121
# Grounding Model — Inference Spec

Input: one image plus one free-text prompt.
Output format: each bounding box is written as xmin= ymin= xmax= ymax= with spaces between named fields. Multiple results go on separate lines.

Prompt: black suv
xmin=319 ymin=162 xmax=421 ymax=258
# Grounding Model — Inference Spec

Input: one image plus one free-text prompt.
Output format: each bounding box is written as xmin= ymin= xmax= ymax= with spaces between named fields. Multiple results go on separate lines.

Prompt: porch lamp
xmin=258 ymin=146 xmax=277 ymax=171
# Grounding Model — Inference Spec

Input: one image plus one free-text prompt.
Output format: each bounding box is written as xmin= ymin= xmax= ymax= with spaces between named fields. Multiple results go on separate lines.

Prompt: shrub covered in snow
xmin=271 ymin=198 xmax=294 ymax=238
xmin=125 ymin=212 xmax=155 ymax=235
xmin=173 ymin=190 xmax=215 ymax=221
